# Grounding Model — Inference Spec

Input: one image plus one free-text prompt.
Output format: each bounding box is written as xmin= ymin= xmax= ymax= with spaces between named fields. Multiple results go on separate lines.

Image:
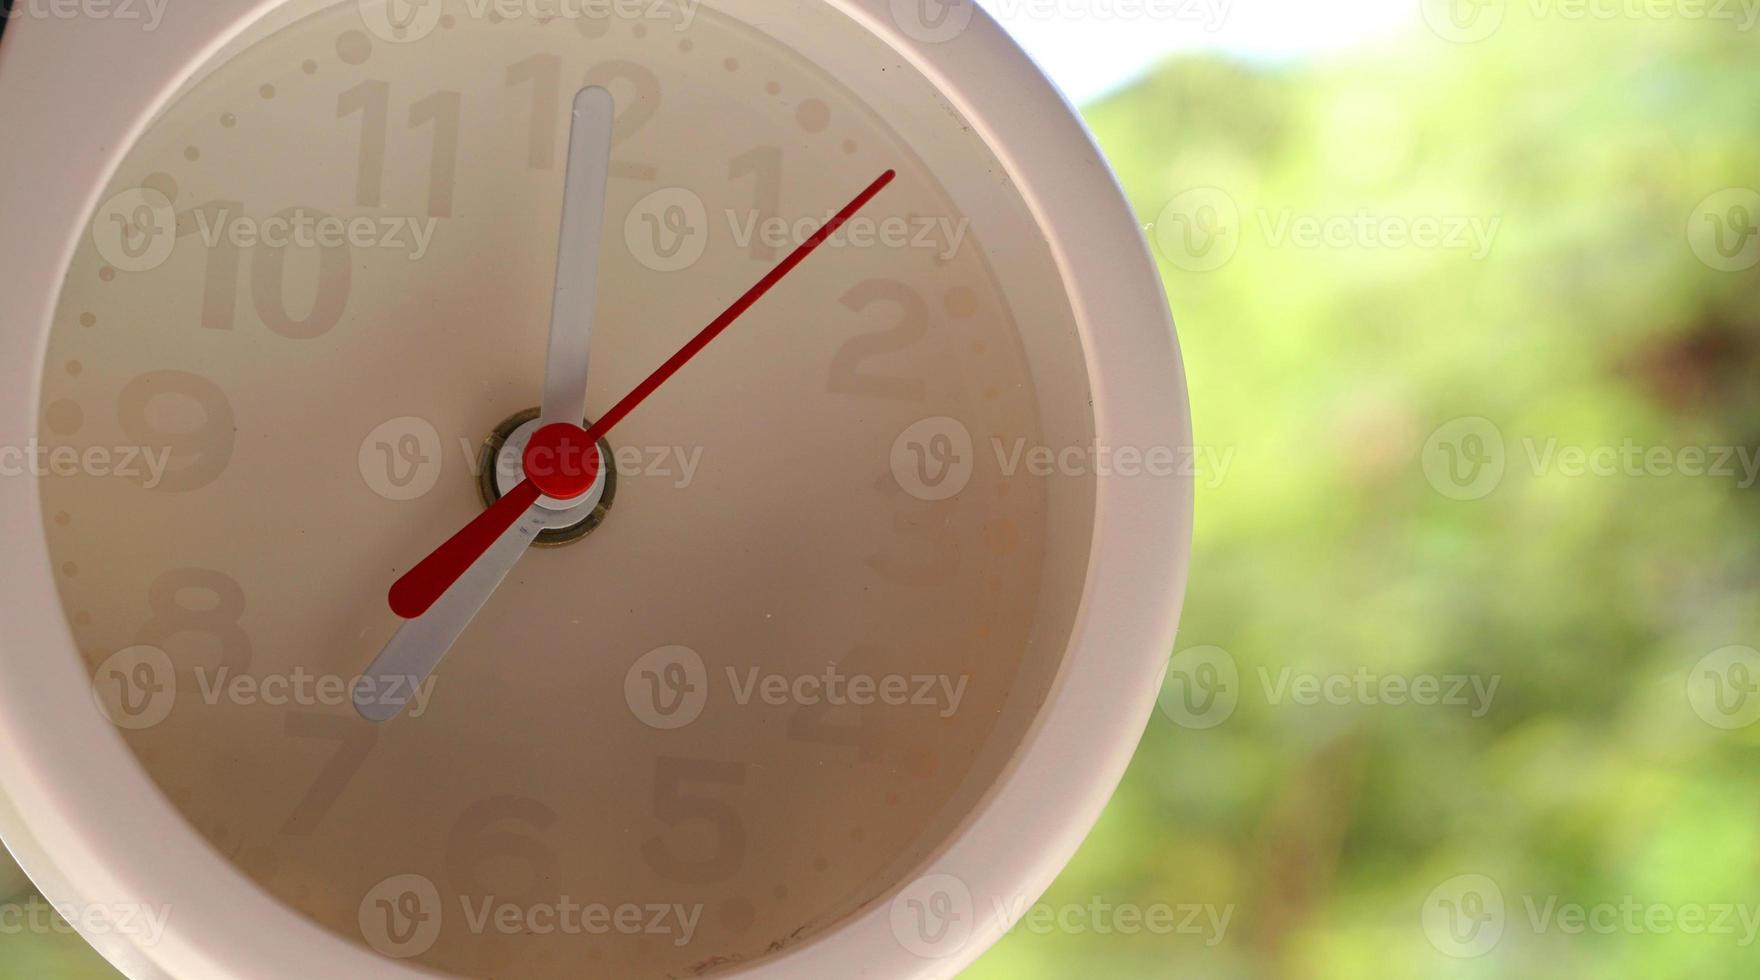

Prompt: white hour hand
xmin=358 ymin=88 xmax=615 ymax=722
xmin=354 ymin=504 xmax=547 ymax=721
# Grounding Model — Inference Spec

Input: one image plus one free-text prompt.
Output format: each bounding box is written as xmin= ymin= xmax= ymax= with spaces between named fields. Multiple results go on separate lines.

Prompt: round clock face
xmin=38 ymin=0 xmax=1095 ymax=974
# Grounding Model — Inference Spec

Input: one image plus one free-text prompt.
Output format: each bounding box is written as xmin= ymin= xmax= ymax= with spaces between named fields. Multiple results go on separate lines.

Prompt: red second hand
xmin=389 ymin=169 xmax=898 ymax=619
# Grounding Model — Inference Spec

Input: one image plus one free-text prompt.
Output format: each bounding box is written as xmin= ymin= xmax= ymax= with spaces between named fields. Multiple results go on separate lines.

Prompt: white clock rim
xmin=0 ymin=2 xmax=1194 ymax=978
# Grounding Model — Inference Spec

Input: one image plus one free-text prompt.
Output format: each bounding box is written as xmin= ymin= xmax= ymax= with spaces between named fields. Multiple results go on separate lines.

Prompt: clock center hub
xmin=479 ymin=409 xmax=616 ymax=546
xmin=523 ymin=423 xmax=602 ymax=501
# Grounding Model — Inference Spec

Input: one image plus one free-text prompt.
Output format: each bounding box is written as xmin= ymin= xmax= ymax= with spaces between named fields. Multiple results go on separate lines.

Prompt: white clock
xmin=0 ymin=1 xmax=1191 ymax=976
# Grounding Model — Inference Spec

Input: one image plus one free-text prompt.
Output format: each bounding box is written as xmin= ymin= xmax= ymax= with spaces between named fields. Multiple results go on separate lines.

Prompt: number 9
xmin=117 ymin=370 xmax=235 ymax=493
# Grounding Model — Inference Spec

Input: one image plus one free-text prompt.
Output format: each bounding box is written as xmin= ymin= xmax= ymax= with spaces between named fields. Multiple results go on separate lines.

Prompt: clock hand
xmin=386 ymin=169 xmax=897 ymax=621
xmin=384 ymin=429 xmax=590 ymax=621
xmin=355 ymin=505 xmax=550 ymax=722
xmin=587 ymin=168 xmax=898 ymax=437
xmin=355 ymin=89 xmax=615 ymax=720
xmin=543 ymin=86 xmax=615 ymax=427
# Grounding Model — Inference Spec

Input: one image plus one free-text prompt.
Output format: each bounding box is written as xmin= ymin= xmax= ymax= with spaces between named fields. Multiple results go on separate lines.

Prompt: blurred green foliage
xmin=7 ymin=6 xmax=1760 ymax=979
xmin=971 ymin=7 xmax=1760 ymax=979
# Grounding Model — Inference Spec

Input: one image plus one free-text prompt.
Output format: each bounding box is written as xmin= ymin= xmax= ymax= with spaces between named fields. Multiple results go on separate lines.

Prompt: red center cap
xmin=522 ymin=422 xmax=602 ymax=501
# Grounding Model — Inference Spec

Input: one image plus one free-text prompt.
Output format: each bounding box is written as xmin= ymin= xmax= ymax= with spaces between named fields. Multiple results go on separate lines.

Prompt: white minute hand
xmin=543 ymin=85 xmax=616 ymax=428
xmin=354 ymin=87 xmax=616 ymax=723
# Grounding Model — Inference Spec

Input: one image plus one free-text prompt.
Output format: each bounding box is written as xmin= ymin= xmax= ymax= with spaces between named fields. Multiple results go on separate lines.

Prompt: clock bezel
xmin=0 ymin=1 xmax=1193 ymax=977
